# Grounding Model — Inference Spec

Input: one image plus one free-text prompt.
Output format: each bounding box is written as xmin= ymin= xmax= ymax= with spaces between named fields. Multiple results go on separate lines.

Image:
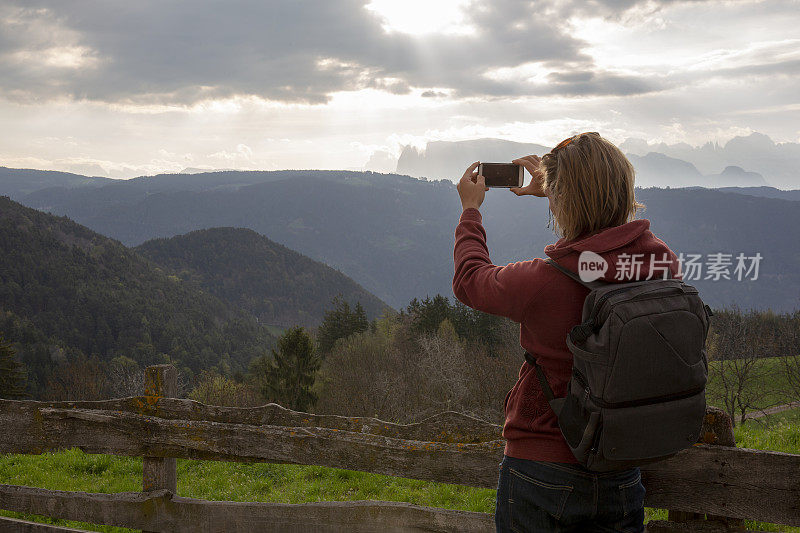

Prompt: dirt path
xmin=735 ymin=401 xmax=800 ymax=423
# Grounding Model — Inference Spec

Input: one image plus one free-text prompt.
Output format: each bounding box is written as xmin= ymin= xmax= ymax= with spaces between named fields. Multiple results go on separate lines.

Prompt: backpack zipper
xmin=589 ymin=420 xmax=602 ymax=455
xmin=600 ymin=292 xmax=681 ymax=323
xmin=591 ymin=281 xmax=695 ymax=319
xmin=572 ymin=368 xmax=704 ymax=409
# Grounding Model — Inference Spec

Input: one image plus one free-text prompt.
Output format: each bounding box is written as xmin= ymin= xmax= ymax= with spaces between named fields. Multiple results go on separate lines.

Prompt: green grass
xmin=1 ymin=408 xmax=798 ymax=532
xmin=734 ymin=406 xmax=800 ymax=455
xmin=0 ymin=451 xmax=495 ymax=532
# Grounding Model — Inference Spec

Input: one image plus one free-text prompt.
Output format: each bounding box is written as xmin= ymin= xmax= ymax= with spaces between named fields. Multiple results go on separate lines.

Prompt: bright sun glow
xmin=365 ymin=0 xmax=474 ymax=36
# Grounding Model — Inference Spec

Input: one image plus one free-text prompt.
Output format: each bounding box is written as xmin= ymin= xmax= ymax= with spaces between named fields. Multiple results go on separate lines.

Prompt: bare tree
xmin=707 ymin=306 xmax=783 ymax=426
xmin=189 ymin=369 xmax=262 ymax=407
xmin=777 ymin=310 xmax=800 ymax=405
xmin=314 ymin=329 xmax=402 ymax=420
xmin=107 ymin=356 xmax=144 ymax=398
xmin=462 ymin=322 xmax=524 ymax=426
xmin=315 ymin=315 xmax=519 ymax=426
xmin=414 ymin=318 xmax=519 ymax=424
xmin=44 ymin=354 xmax=109 ymax=401
xmin=414 ymin=320 xmax=469 ymax=416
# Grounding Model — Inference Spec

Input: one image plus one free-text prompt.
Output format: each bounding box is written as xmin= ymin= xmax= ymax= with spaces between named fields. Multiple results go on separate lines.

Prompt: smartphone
xmin=478 ymin=163 xmax=524 ymax=188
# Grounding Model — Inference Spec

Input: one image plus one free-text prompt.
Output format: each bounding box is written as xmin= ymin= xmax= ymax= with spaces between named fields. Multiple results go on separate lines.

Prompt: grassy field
xmin=0 ymin=406 xmax=798 ymax=532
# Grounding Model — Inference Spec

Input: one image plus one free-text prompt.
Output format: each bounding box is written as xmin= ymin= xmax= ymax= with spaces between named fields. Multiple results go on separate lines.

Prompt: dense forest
xmin=0 ymin=196 xmax=276 ymax=397
xmin=135 ymin=227 xmax=390 ymax=328
xmin=196 ymin=298 xmax=800 ymax=427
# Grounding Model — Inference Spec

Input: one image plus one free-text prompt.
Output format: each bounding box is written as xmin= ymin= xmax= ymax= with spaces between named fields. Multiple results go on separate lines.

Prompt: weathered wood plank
xmin=668 ymin=407 xmax=743 ymax=528
xmin=2 ymin=405 xmax=505 ymax=488
xmin=0 ymin=485 xmax=494 ymax=533
xmin=142 ymin=365 xmax=177 ymax=494
xmin=2 ymin=401 xmax=799 ymax=525
xmin=2 ymin=394 xmax=799 ymax=526
xmin=0 ymin=516 xmax=94 ymax=533
xmin=645 ymin=519 xmax=758 ymax=533
xmin=696 ymin=407 xmax=735 ymax=447
xmin=142 ymin=364 xmax=177 ymax=533
xmin=641 ymin=444 xmax=800 ymax=526
xmin=0 ymin=397 xmax=502 ymax=443
xmin=0 ymin=398 xmax=734 ymax=447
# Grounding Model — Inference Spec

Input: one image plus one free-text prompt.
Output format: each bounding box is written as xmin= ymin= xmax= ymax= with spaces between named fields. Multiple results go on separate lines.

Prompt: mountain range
xmin=387 ymin=132 xmax=798 ymax=189
xmin=0 ymin=167 xmax=112 ymax=199
xmin=2 ymin=167 xmax=798 ymax=312
xmin=620 ymin=133 xmax=800 ymax=189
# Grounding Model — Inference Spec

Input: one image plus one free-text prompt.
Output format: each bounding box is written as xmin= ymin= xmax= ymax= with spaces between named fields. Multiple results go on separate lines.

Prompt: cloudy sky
xmin=1 ymin=0 xmax=798 ymax=178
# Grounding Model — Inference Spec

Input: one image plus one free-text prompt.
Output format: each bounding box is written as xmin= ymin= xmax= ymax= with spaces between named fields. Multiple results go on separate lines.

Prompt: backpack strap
xmin=527 ymin=257 xmax=609 ymax=417
xmin=524 ymin=351 xmax=566 ymax=416
xmin=544 ymin=258 xmax=608 ymax=291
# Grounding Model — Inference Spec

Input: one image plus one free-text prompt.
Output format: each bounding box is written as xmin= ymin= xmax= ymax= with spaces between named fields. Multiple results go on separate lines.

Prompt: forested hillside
xmin=0 ymin=196 xmax=275 ymax=397
xmin=136 ymin=227 xmax=392 ymax=328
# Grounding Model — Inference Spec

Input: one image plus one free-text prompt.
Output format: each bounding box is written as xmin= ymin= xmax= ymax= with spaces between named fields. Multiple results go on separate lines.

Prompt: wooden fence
xmin=0 ymin=364 xmax=798 ymax=532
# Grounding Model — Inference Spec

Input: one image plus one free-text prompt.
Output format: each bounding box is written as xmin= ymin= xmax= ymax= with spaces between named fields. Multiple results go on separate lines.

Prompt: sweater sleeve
xmin=452 ymin=207 xmax=545 ymax=323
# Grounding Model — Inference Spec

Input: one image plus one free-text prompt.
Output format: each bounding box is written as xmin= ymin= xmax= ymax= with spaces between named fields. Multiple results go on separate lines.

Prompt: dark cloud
xmin=557 ymin=0 xmax=717 ymax=21
xmin=543 ymin=71 xmax=657 ymax=96
xmin=421 ymin=90 xmax=447 ymax=98
xmin=0 ymin=0 xmax=678 ymax=105
xmin=711 ymin=58 xmax=800 ymax=79
xmin=548 ymin=71 xmax=595 ymax=84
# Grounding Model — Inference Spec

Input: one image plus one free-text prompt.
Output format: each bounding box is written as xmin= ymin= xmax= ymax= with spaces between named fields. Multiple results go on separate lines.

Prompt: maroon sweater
xmin=452 ymin=207 xmax=681 ymax=463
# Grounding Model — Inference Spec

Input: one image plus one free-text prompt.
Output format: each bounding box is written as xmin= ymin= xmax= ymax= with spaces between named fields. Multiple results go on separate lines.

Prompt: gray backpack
xmin=525 ymin=258 xmax=712 ymax=471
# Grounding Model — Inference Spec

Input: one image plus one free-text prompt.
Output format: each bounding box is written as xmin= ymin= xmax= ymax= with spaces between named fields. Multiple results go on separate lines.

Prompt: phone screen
xmin=481 ymin=163 xmax=521 ymax=187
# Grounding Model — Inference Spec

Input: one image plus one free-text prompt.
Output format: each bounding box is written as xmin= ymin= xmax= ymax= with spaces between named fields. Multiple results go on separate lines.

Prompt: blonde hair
xmin=541 ymin=132 xmax=644 ymax=241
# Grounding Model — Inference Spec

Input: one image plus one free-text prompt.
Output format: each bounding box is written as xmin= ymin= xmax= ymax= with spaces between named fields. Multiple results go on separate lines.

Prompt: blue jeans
xmin=495 ymin=455 xmax=646 ymax=533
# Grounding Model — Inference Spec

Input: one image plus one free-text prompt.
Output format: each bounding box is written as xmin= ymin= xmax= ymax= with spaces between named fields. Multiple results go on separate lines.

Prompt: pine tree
xmin=353 ymin=302 xmax=369 ymax=332
xmin=255 ymin=326 xmax=320 ymax=411
xmin=317 ymin=296 xmax=370 ymax=353
xmin=0 ymin=336 xmax=28 ymax=399
xmin=407 ymin=294 xmax=452 ymax=334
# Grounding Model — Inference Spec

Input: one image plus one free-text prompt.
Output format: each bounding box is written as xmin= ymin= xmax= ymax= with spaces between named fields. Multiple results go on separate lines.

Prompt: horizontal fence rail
xmin=0 ymin=486 xmax=494 ymax=533
xmin=0 ymin=364 xmax=798 ymax=532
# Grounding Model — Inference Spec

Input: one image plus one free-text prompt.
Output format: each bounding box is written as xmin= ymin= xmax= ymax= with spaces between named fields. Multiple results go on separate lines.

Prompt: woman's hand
xmin=510 ymin=155 xmax=547 ymax=197
xmin=457 ymin=161 xmax=488 ymax=211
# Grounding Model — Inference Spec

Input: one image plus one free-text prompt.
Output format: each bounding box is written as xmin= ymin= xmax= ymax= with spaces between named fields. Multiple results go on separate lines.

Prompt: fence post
xmin=142 ymin=364 xmax=177 ymax=496
xmin=664 ymin=406 xmax=744 ymax=531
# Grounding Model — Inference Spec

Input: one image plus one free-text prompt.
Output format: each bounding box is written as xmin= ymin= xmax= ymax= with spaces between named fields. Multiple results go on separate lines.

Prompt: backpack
xmin=524 ymin=257 xmax=713 ymax=472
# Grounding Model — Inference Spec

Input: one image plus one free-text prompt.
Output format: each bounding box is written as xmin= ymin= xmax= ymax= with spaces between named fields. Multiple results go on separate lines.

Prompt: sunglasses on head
xmin=553 ymin=131 xmax=600 ymax=151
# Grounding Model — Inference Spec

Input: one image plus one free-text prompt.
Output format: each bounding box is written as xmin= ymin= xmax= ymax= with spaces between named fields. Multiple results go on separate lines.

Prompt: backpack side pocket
xmin=557 ymin=378 xmax=602 ymax=464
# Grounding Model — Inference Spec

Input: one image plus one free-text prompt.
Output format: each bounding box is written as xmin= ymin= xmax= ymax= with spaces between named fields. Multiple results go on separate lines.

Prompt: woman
xmin=453 ymin=132 xmax=681 ymax=532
